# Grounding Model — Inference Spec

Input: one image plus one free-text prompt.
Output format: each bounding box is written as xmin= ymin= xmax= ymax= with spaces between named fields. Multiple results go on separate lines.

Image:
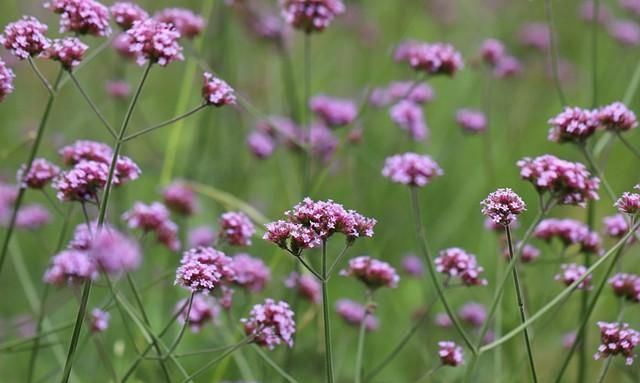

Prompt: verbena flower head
xmin=122 ymin=202 xmax=180 ymax=251
xmin=615 ymin=192 xmax=640 ymax=215
xmin=621 ymin=0 xmax=640 ymax=16
xmin=0 ymin=16 xmax=50 ymax=59
xmin=438 ymin=341 xmax=464 ymax=366
xmin=340 ymin=255 xmax=400 ymax=289
xmin=555 ymin=263 xmax=591 ymax=290
xmin=202 ymin=72 xmax=236 ymax=106
xmin=125 ymin=19 xmax=183 ymax=67
xmin=503 ymin=243 xmax=541 ymax=263
xmin=241 ymin=298 xmax=296 ymax=349
xmin=395 ymin=41 xmax=464 ymax=76
xmin=112 ymin=32 xmax=135 ymax=59
xmin=175 ymin=247 xmax=235 ymax=293
xmin=484 ymin=217 xmax=519 ymax=232
xmin=247 ymin=131 xmax=276 ymax=159
xmin=59 ymin=140 xmax=112 ymax=165
xmin=309 ymin=123 xmax=339 ymax=162
xmin=16 ymin=204 xmax=50 ymax=230
xmin=43 ymin=249 xmax=97 ymax=285
xmin=594 ymin=322 xmax=640 ymax=365
xmin=310 ymin=95 xmax=357 ymax=127
xmin=219 ymin=211 xmax=256 ymax=246
xmin=456 ymin=109 xmax=487 ymax=134
xmin=479 ymin=38 xmax=505 ymax=66
xmin=230 ymin=253 xmax=271 ymax=292
xmin=111 ymin=2 xmax=148 ymax=30
xmin=90 ymin=309 xmax=110 ymax=333
xmin=603 ymin=214 xmax=632 ymax=239
xmin=459 ymin=302 xmax=486 ymax=327
xmin=493 ymin=55 xmax=522 ymax=78
xmin=43 ymin=37 xmax=88 ymax=70
xmin=435 ymin=247 xmax=487 ymax=286
xmin=176 ymin=295 xmax=220 ymax=332
xmin=534 ymin=218 xmax=602 ymax=254
xmin=370 ymin=81 xmax=434 ymax=107
xmin=597 ymin=102 xmax=637 ymax=132
xmin=480 ymin=188 xmax=526 ymax=226
xmin=608 ymin=20 xmax=640 ymax=46
xmin=548 ymin=107 xmax=599 ymax=143
xmin=17 ymin=158 xmax=60 ymax=189
xmin=284 ymin=272 xmax=321 ymax=304
xmin=89 ymin=228 xmax=142 ymax=274
xmin=279 ymin=0 xmax=346 ymax=33
xmin=580 ymin=1 xmax=612 ymax=24
xmin=389 ymin=100 xmax=428 ymax=141
xmin=382 ymin=152 xmax=443 ymax=187
xmin=401 ymin=254 xmax=424 ymax=277
xmin=154 ymin=8 xmax=205 ymax=39
xmin=609 ymin=273 xmax=640 ymax=302
xmin=162 ymin=181 xmax=196 ymax=216
xmin=518 ymin=22 xmax=550 ymax=51
xmin=106 ymin=80 xmax=130 ymax=98
xmin=188 ymin=226 xmax=215 ymax=248
xmin=517 ymin=154 xmax=600 ymax=206
xmin=335 ymin=299 xmax=379 ymax=331
xmin=53 ymin=161 xmax=109 ymax=202
xmin=435 ymin=313 xmax=453 ymax=328
xmin=0 ymin=59 xmax=15 ymax=102
xmin=44 ymin=0 xmax=112 ymax=37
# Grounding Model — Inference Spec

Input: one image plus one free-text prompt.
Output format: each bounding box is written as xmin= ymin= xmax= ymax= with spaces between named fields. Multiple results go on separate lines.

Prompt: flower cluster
xmin=309 ymin=123 xmax=339 ymax=162
xmin=284 ymin=272 xmax=321 ymax=304
xmin=389 ymin=100 xmax=428 ymax=141
xmin=125 ymin=19 xmax=183 ymax=67
xmin=608 ymin=20 xmax=640 ymax=46
xmin=517 ymin=154 xmax=600 ymax=206
xmin=0 ymin=59 xmax=15 ymax=102
xmin=597 ymin=102 xmax=637 ymax=132
xmin=459 ymin=302 xmax=486 ymax=327
xmin=340 ymin=256 xmax=399 ymax=289
xmin=603 ymin=214 xmax=635 ymax=239
xmin=175 ymin=247 xmax=235 ymax=293
xmin=547 ymin=107 xmax=599 ymax=143
xmin=615 ymin=192 xmax=640 ymax=215
xmin=175 ymin=295 xmax=220 ymax=332
xmin=59 ymin=140 xmax=112 ymax=164
xmin=241 ymin=298 xmax=295 ymax=349
xmin=16 ymin=204 xmax=51 ymax=230
xmin=401 ymin=254 xmax=424 ymax=277
xmin=279 ymin=0 xmax=346 ymax=33
xmin=188 ymin=226 xmax=215 ymax=248
xmin=52 ymin=160 xmax=109 ymax=202
xmin=609 ymin=273 xmax=640 ymax=302
xmin=247 ymin=131 xmax=276 ymax=159
xmin=518 ymin=23 xmax=550 ymax=51
xmin=310 ymin=95 xmax=357 ymax=127
xmin=382 ymin=152 xmax=443 ymax=187
xmin=503 ymin=243 xmax=541 ymax=264
xmin=594 ymin=322 xmax=640 ymax=365
xmin=89 ymin=228 xmax=142 ymax=273
xmin=480 ymin=188 xmax=526 ymax=226
xmin=230 ymin=254 xmax=270 ymax=292
xmin=90 ymin=309 xmax=110 ymax=333
xmin=369 ymin=81 xmax=434 ymax=107
xmin=534 ymin=218 xmax=602 ymax=254
xmin=17 ymin=158 xmax=60 ymax=189
xmin=111 ymin=2 xmax=148 ymax=30
xmin=154 ymin=8 xmax=205 ymax=39
xmin=219 ymin=211 xmax=255 ymax=246
xmin=456 ymin=109 xmax=487 ymax=134
xmin=434 ymin=247 xmax=487 ymax=286
xmin=395 ymin=41 xmax=464 ymax=76
xmin=438 ymin=341 xmax=464 ymax=366
xmin=43 ymin=249 xmax=98 ymax=285
xmin=335 ymin=299 xmax=379 ymax=331
xmin=555 ymin=263 xmax=591 ymax=290
xmin=0 ymin=16 xmax=50 ymax=59
xmin=44 ymin=0 xmax=112 ymax=37
xmin=122 ymin=202 xmax=180 ymax=251
xmin=202 ymin=72 xmax=236 ymax=107
xmin=478 ymin=38 xmax=521 ymax=78
xmin=43 ymin=37 xmax=88 ymax=70
xmin=162 ymin=181 xmax=196 ymax=216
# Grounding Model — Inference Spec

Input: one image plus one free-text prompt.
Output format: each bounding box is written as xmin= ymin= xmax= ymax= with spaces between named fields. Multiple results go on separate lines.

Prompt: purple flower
xmin=17 ymin=158 xmax=60 ymax=189
xmin=279 ymin=0 xmax=346 ymax=33
xmin=309 ymin=123 xmax=339 ymax=163
xmin=335 ymin=299 xmax=379 ymax=331
xmin=53 ymin=161 xmax=109 ymax=202
xmin=389 ymin=101 xmax=428 ymax=141
xmin=16 ymin=204 xmax=50 ymax=230
xmin=382 ymin=152 xmax=443 ymax=187
xmin=122 ymin=201 xmax=181 ymax=251
xmin=438 ymin=341 xmax=464 ymax=366
xmin=435 ymin=247 xmax=487 ymax=286
xmin=219 ymin=211 xmax=256 ymax=247
xmin=90 ymin=309 xmax=110 ymax=333
xmin=176 ymin=295 xmax=220 ymax=332
xmin=555 ymin=263 xmax=591 ymax=290
xmin=263 ymin=220 xmax=321 ymax=253
xmin=230 ymin=253 xmax=271 ymax=292
xmin=616 ymin=192 xmax=640 ymax=215
xmin=202 ymin=72 xmax=236 ymax=106
xmin=188 ymin=226 xmax=216 ymax=248
xmin=340 ymin=255 xmax=400 ymax=289
xmin=434 ymin=313 xmax=452 ymax=328
xmin=493 ymin=55 xmax=522 ymax=78
xmin=548 ymin=107 xmax=599 ymax=143
xmin=608 ymin=20 xmax=640 ymax=46
xmin=603 ymin=214 xmax=633 ymax=239
xmin=43 ymin=250 xmax=97 ymax=285
xmin=563 ymin=331 xmax=577 ymax=348
xmin=594 ymin=322 xmax=640 ymax=365
xmin=503 ymin=243 xmax=541 ymax=264
xmin=154 ymin=8 xmax=205 ymax=39
xmin=396 ymin=41 xmax=464 ymax=76
xmin=580 ymin=1 xmax=612 ymax=24
xmin=175 ymin=247 xmax=235 ymax=293
xmin=456 ymin=109 xmax=487 ymax=134
xmin=621 ymin=0 xmax=640 ymax=17
xmin=284 ymin=272 xmax=321 ymax=304
xmin=162 ymin=181 xmax=197 ymax=216
xmin=401 ymin=254 xmax=424 ymax=277
xmin=0 ymin=16 xmax=50 ymax=59
xmin=609 ymin=273 xmax=640 ymax=302
xmin=479 ymin=38 xmax=505 ymax=66
xmin=597 ymin=102 xmax=637 ymax=132
xmin=459 ymin=302 xmax=486 ymax=327
xmin=59 ymin=140 xmax=113 ymax=165
xmin=111 ymin=2 xmax=148 ymax=30
xmin=310 ymin=95 xmax=357 ymax=127
xmin=247 ymin=131 xmax=276 ymax=159
xmin=89 ymin=228 xmax=142 ymax=274
xmin=43 ymin=37 xmax=88 ymax=70
xmin=241 ymin=298 xmax=296 ymax=349
xmin=125 ymin=19 xmax=183 ymax=67
xmin=0 ymin=59 xmax=15 ymax=102
xmin=518 ymin=23 xmax=550 ymax=52
xmin=534 ymin=218 xmax=602 ymax=254
xmin=480 ymin=188 xmax=526 ymax=226
xmin=106 ymin=80 xmax=130 ymax=98
xmin=44 ymin=0 xmax=112 ymax=37
xmin=370 ymin=81 xmax=434 ymax=107
xmin=112 ymin=32 xmax=136 ymax=59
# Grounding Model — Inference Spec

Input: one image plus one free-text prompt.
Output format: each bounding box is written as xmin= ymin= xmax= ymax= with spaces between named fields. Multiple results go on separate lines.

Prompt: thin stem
xmin=354 ymin=292 xmax=372 ymax=383
xmin=253 ymin=344 xmax=300 ymax=383
xmin=596 ymin=358 xmax=613 ymax=383
xmin=505 ymin=225 xmax=538 ymax=383
xmin=417 ymin=365 xmax=442 ymax=383
xmin=326 ymin=243 xmax=351 ymax=280
xmin=321 ymin=240 xmax=335 ymax=383
xmin=302 ymin=32 xmax=312 ymax=196
xmin=122 ymin=104 xmax=207 ymax=142
xmin=591 ymin=0 xmax=599 ymax=107
xmin=59 ymin=280 xmax=92 ymax=383
xmin=164 ymin=293 xmax=195 ymax=358
xmin=279 ymin=48 xmax=300 ymax=123
xmin=615 ymin=132 xmax=640 ymax=161
xmin=544 ymin=0 xmax=566 ymax=107
xmin=27 ymin=57 xmax=55 ymax=96
xmin=26 ymin=285 xmax=49 ymax=383
xmin=297 ymin=254 xmax=324 ymax=281
xmin=409 ymin=188 xmax=477 ymax=353
xmin=69 ymin=72 xmax=117 ymax=138
xmin=0 ymin=323 xmax=74 ymax=352
xmin=180 ymin=338 xmax=252 ymax=383
xmin=580 ymin=145 xmax=616 ymax=203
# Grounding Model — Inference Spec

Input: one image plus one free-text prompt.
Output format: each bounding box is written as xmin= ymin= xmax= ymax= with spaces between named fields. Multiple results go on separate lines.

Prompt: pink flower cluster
xmin=534 ymin=218 xmax=602 ymax=254
xmin=247 ymin=131 xmax=276 ymax=159
xmin=231 ymin=253 xmax=270 ymax=292
xmin=202 ymin=72 xmax=236 ymax=107
xmin=401 ymin=254 xmax=423 ymax=277
xmin=90 ymin=309 xmax=110 ymax=333
xmin=335 ymin=299 xmax=379 ymax=331
xmin=395 ymin=41 xmax=464 ymax=76
xmin=0 ymin=16 xmax=50 ymax=59
xmin=518 ymin=23 xmax=550 ymax=52
xmin=435 ymin=247 xmax=487 ymax=286
xmin=309 ymin=123 xmax=339 ymax=162
xmin=340 ymin=255 xmax=400 ymax=289
xmin=284 ymin=272 xmax=321 ymax=304
xmin=155 ymin=8 xmax=205 ymax=39
xmin=43 ymin=249 xmax=98 ymax=285
xmin=456 ymin=109 xmax=487 ymax=134
xmin=175 ymin=247 xmax=235 ymax=293
xmin=279 ymin=0 xmax=346 ymax=33
xmin=479 ymin=38 xmax=521 ymax=78
xmin=16 ymin=204 xmax=50 ymax=230
xmin=382 ymin=152 xmax=443 ymax=187
xmin=503 ymin=243 xmax=541 ymax=264
xmin=609 ymin=273 xmax=640 ymax=302
xmin=43 ymin=37 xmax=88 ymax=70
xmin=459 ymin=302 xmax=486 ymax=327
xmin=616 ymin=192 xmax=640 ymax=215
xmin=219 ymin=211 xmax=256 ymax=246
xmin=188 ymin=226 xmax=215 ymax=248
xmin=480 ymin=188 xmax=526 ymax=226
xmin=52 ymin=160 xmax=109 ymax=202
xmin=608 ymin=20 xmax=640 ymax=46
xmin=0 ymin=59 xmax=15 ymax=102
xmin=438 ymin=341 xmax=464 ymax=366
xmin=241 ymin=298 xmax=296 ymax=349
xmin=555 ymin=263 xmax=591 ymax=290
xmin=369 ymin=81 xmax=434 ymax=107
xmin=603 ymin=214 xmax=634 ymax=239
xmin=44 ymin=0 xmax=112 ymax=37
xmin=547 ymin=107 xmax=599 ymax=143
xmin=517 ymin=154 xmax=600 ymax=206
xmin=59 ymin=140 xmax=112 ymax=164
xmin=122 ymin=202 xmax=180 ymax=251
xmin=389 ymin=100 xmax=428 ymax=141
xmin=88 ymin=228 xmax=142 ymax=273
xmin=310 ymin=95 xmax=357 ymax=127
xmin=17 ymin=158 xmax=60 ymax=189
xmin=175 ymin=295 xmax=220 ymax=332
xmin=111 ymin=2 xmax=148 ymax=30
xmin=594 ymin=322 xmax=640 ymax=365
xmin=162 ymin=181 xmax=197 ymax=216
xmin=124 ymin=19 xmax=183 ymax=67
xmin=597 ymin=102 xmax=638 ymax=132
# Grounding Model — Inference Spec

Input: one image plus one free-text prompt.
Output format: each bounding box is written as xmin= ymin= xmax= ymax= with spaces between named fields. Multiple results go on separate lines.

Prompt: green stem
xmin=591 ymin=0 xmax=599 ymax=108
xmin=27 ymin=57 xmax=55 ymax=96
xmin=279 ymin=47 xmax=300 ymax=123
xmin=296 ymin=254 xmax=324 ymax=281
xmin=615 ymin=132 xmax=640 ymax=161
xmin=164 ymin=293 xmax=195 ymax=358
xmin=322 ymin=240 xmax=335 ymax=383
xmin=580 ymin=145 xmax=616 ymax=203
xmin=26 ymin=285 xmax=49 ymax=383
xmin=302 ymin=32 xmax=312 ymax=196
xmin=596 ymin=358 xmax=613 ymax=383
xmin=69 ymin=71 xmax=117 ymax=138
xmin=354 ymin=291 xmax=372 ymax=383
xmin=253 ymin=344 xmax=300 ymax=383
xmin=326 ymin=243 xmax=351 ymax=280
xmin=544 ymin=0 xmax=566 ymax=107
xmin=179 ymin=338 xmax=252 ymax=383
xmin=122 ymin=104 xmax=207 ymax=142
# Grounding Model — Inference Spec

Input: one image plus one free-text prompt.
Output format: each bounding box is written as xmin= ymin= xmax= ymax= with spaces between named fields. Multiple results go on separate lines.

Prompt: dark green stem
xmin=321 ymin=240 xmax=335 ymax=383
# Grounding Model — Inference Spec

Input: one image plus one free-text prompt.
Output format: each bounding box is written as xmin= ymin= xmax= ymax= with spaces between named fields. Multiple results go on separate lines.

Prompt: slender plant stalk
xmin=279 ymin=47 xmax=300 ymax=123
xmin=591 ymin=0 xmax=599 ymax=108
xmin=180 ymin=338 xmax=252 ymax=383
xmin=505 ymin=226 xmax=538 ymax=383
xmin=615 ymin=132 xmax=640 ymax=160
xmin=595 ymin=358 xmax=613 ymax=383
xmin=253 ymin=345 xmax=300 ymax=383
xmin=354 ymin=291 xmax=372 ymax=383
xmin=296 ymin=254 xmax=324 ymax=281
xmin=27 ymin=57 xmax=55 ymax=96
xmin=69 ymin=72 xmax=117 ymax=138
xmin=302 ymin=32 xmax=312 ymax=196
xmin=578 ymin=201 xmax=595 ymax=383
xmin=326 ymin=243 xmax=351 ymax=279
xmin=164 ymin=293 xmax=195 ymax=358
xmin=122 ymin=104 xmax=207 ymax=142
xmin=321 ymin=240 xmax=335 ymax=383
xmin=544 ymin=0 xmax=566 ymax=106
xmin=409 ymin=188 xmax=476 ymax=353
xmin=26 ymin=285 xmax=49 ymax=383
xmin=580 ymin=145 xmax=616 ymax=203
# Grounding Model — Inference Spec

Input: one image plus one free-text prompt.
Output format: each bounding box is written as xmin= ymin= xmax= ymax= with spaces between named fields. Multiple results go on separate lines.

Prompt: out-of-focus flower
xmin=43 ymin=37 xmax=88 ymax=70
xmin=188 ymin=226 xmax=216 ymax=248
xmin=369 ymin=81 xmax=434 ymax=107
xmin=603 ymin=214 xmax=634 ymax=239
xmin=621 ymin=0 xmax=640 ymax=17
xmin=580 ymin=1 xmax=612 ymax=24
xmin=123 ymin=202 xmax=180 ymax=251
xmin=111 ymin=2 xmax=148 ymax=30
xmin=125 ymin=19 xmax=183 ymax=67
xmin=0 ymin=16 xmax=50 ymax=59
xmin=242 ymin=298 xmax=295 ymax=349
xmin=59 ymin=140 xmax=112 ymax=165
xmin=459 ymin=302 xmax=486 ymax=327
xmin=219 ymin=211 xmax=255 ymax=247
xmin=247 ymin=131 xmax=276 ymax=159
xmin=594 ymin=321 xmax=639 ymax=365
xmin=597 ymin=102 xmax=637 ymax=132
xmin=456 ymin=109 xmax=487 ymax=134
xmin=310 ymin=95 xmax=357 ymax=127
xmin=162 ymin=181 xmax=196 ymax=216
xmin=503 ymin=243 xmax=541 ymax=263
xmin=0 ymin=59 xmax=15 ymax=102
xmin=202 ymin=73 xmax=236 ymax=106
xmin=284 ymin=272 xmax=321 ymax=304
xmin=609 ymin=273 xmax=640 ymax=302
xmin=518 ymin=23 xmax=550 ymax=52
xmin=395 ymin=41 xmax=464 ymax=76
xmin=479 ymin=38 xmax=505 ymax=66
xmin=106 ymin=80 xmax=130 ymax=99
xmin=389 ymin=101 xmax=428 ymax=141
xmin=335 ymin=299 xmax=379 ymax=331
xmin=176 ymin=295 xmax=220 ymax=332
xmin=16 ymin=204 xmax=50 ymax=230
xmin=435 ymin=313 xmax=452 ymax=328
xmin=340 ymin=255 xmax=399 ymax=289
xmin=535 ymin=218 xmax=602 ymax=254
xmin=382 ymin=152 xmax=443 ymax=187
xmin=230 ymin=253 xmax=270 ymax=292
xmin=309 ymin=123 xmax=339 ymax=163
xmin=493 ymin=55 xmax=522 ymax=78
xmin=44 ymin=0 xmax=112 ymax=37
xmin=279 ymin=0 xmax=345 ymax=33
xmin=547 ymin=107 xmax=599 ymax=143
xmin=90 ymin=309 xmax=110 ymax=333
xmin=43 ymin=249 xmax=97 ymax=285
xmin=435 ymin=247 xmax=487 ymax=286
xmin=555 ymin=263 xmax=591 ymax=290
xmin=154 ymin=8 xmax=205 ymax=39
xmin=438 ymin=341 xmax=464 ymax=366
xmin=608 ymin=20 xmax=640 ymax=46
xmin=89 ymin=228 xmax=142 ymax=274
xmin=17 ymin=158 xmax=60 ymax=189
xmin=401 ymin=254 xmax=423 ymax=277
xmin=480 ymin=188 xmax=526 ymax=226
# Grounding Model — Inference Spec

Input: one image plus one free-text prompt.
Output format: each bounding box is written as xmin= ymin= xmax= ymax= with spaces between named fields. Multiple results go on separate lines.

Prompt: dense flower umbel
xmin=219 ymin=211 xmax=256 ymax=246
xmin=493 ymin=55 xmax=522 ymax=78
xmin=188 ymin=226 xmax=216 ymax=248
xmin=125 ymin=19 xmax=183 ymax=67
xmin=395 ymin=41 xmax=464 ymax=76
xmin=309 ymin=124 xmax=339 ymax=162
xmin=53 ymin=161 xmax=109 ymax=202
xmin=242 ymin=298 xmax=296 ymax=349
xmin=517 ymin=154 xmax=600 ymax=206
xmin=555 ymin=263 xmax=591 ymax=290
xmin=0 ymin=59 xmax=15 ymax=102
xmin=609 ymin=273 xmax=640 ymax=302
xmin=43 ymin=37 xmax=88 ymax=70
xmin=616 ymin=192 xmax=640 ymax=215
xmin=435 ymin=248 xmax=487 ymax=286
xmin=202 ymin=72 xmax=236 ymax=106
xmin=310 ymin=95 xmax=357 ymax=127
xmin=479 ymin=38 xmax=505 ymax=66
xmin=481 ymin=188 xmax=526 ymax=226
xmin=503 ymin=243 xmax=541 ymax=263
xmin=89 ymin=228 xmax=142 ymax=273
xmin=340 ymin=255 xmax=399 ymax=289
xmin=547 ymin=107 xmax=599 ymax=143
xmin=534 ymin=218 xmax=602 ymax=254
xmin=230 ymin=253 xmax=271 ymax=292
xmin=0 ymin=16 xmax=50 ymax=59
xmin=154 ymin=8 xmax=205 ymax=39
xmin=247 ymin=131 xmax=276 ymax=159
xmin=284 ymin=272 xmax=321 ymax=304
xmin=369 ymin=81 xmax=434 ymax=107
xmin=175 ymin=295 xmax=220 ymax=332
xmin=389 ymin=101 xmax=428 ymax=141
xmin=17 ymin=158 xmax=60 ymax=189
xmin=382 ymin=152 xmax=443 ymax=187
xmin=597 ymin=102 xmax=638 ymax=132
xmin=459 ymin=302 xmax=486 ymax=327
xmin=122 ymin=202 xmax=180 ymax=251
xmin=90 ymin=309 xmax=110 ymax=333
xmin=162 ymin=181 xmax=196 ymax=216
xmin=279 ymin=0 xmax=346 ymax=33
xmin=401 ymin=254 xmax=424 ymax=277
xmin=44 ymin=0 xmax=112 ymax=37
xmin=111 ymin=2 xmax=148 ymax=30
xmin=438 ymin=341 xmax=464 ymax=366
xmin=175 ymin=247 xmax=235 ymax=293
xmin=608 ymin=20 xmax=640 ymax=46
xmin=594 ymin=322 xmax=640 ymax=365
xmin=43 ymin=250 xmax=97 ymax=285
xmin=456 ymin=109 xmax=487 ymax=134
xmin=16 ymin=204 xmax=50 ymax=230
xmin=59 ymin=140 xmax=112 ymax=165
xmin=518 ymin=23 xmax=550 ymax=51
xmin=603 ymin=214 xmax=634 ymax=239
xmin=335 ymin=299 xmax=379 ymax=331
